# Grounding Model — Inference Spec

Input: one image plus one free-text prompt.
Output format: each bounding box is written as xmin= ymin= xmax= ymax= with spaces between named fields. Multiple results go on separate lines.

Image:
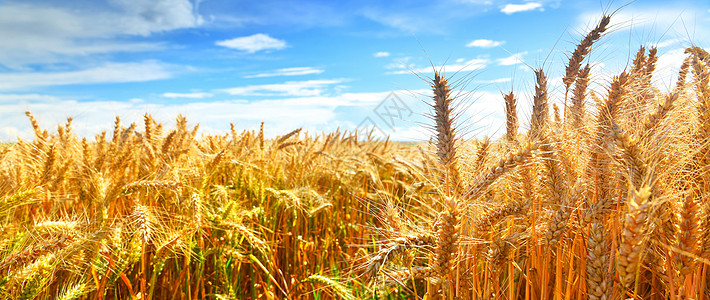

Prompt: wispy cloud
xmin=0 ymin=1 xmax=202 ymax=68
xmin=501 ymin=2 xmax=543 ymax=15
xmin=385 ymin=57 xmax=414 ymax=70
xmin=651 ymin=39 xmax=682 ymax=48
xmin=0 ymin=95 xmax=337 ymax=142
xmin=466 ymin=39 xmax=505 ymax=48
xmin=476 ymin=78 xmax=512 ymax=84
xmin=359 ymin=3 xmax=495 ymax=35
xmin=0 ymin=61 xmax=173 ymax=91
xmin=244 ymin=67 xmax=324 ymax=78
xmin=0 ymin=93 xmax=63 ymax=103
xmin=361 ymin=9 xmax=429 ymax=33
xmin=654 ymin=47 xmax=688 ymax=89
xmin=575 ymin=6 xmax=710 ymax=41
xmin=216 ymin=34 xmax=288 ymax=53
xmin=374 ymin=52 xmax=391 ymax=58
xmin=209 ymin=1 xmax=347 ymax=28
xmin=162 ymin=92 xmax=214 ymax=99
xmin=0 ymin=90 xmax=424 ymax=142
xmin=102 ymin=0 xmax=204 ymax=35
xmin=220 ymin=79 xmax=346 ymax=97
xmin=388 ymin=58 xmax=489 ymax=74
xmin=497 ymin=52 xmax=527 ymax=66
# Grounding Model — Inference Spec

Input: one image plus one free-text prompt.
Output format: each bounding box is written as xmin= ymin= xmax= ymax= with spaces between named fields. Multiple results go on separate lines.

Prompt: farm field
xmin=2 ymin=13 xmax=710 ymax=300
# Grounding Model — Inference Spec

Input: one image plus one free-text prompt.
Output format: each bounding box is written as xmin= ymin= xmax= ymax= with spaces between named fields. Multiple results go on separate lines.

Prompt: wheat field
xmin=1 ymin=13 xmax=710 ymax=300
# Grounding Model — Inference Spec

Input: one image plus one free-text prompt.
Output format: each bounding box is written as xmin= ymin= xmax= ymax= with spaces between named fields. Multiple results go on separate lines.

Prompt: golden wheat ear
xmin=586 ymin=222 xmax=612 ymax=300
xmin=431 ymin=71 xmax=461 ymax=197
xmin=569 ymin=64 xmax=591 ymax=128
xmin=617 ymin=186 xmax=651 ymax=291
xmin=563 ymin=15 xmax=610 ymax=89
xmin=303 ymin=274 xmax=355 ymax=300
xmin=503 ymin=91 xmax=519 ymax=142
xmin=563 ymin=14 xmax=611 ymax=119
xmin=529 ymin=69 xmax=549 ymax=141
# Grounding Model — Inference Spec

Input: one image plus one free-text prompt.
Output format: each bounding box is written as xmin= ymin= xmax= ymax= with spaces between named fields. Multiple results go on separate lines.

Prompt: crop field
xmin=1 ymin=13 xmax=710 ymax=300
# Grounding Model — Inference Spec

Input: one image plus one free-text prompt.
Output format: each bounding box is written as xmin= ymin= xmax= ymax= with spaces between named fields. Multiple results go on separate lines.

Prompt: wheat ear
xmin=674 ymin=56 xmax=692 ymax=94
xmin=504 ymin=91 xmax=519 ymax=142
xmin=630 ymin=46 xmax=648 ymax=75
xmin=563 ymin=14 xmax=611 ymax=89
xmin=586 ymin=222 xmax=611 ymax=300
xmin=570 ymin=64 xmax=591 ymax=128
xmin=0 ymin=234 xmax=75 ymax=275
xmin=433 ymin=197 xmax=459 ymax=281
xmin=675 ymin=192 xmax=700 ymax=276
xmin=530 ymin=69 xmax=549 ymax=140
xmin=474 ymin=199 xmax=527 ymax=234
xmin=56 ymin=282 xmax=89 ymax=300
xmin=366 ymin=233 xmax=435 ymax=279
xmin=466 ymin=142 xmax=539 ymax=199
xmin=584 ymin=72 xmax=629 ymax=222
xmin=304 ymin=274 xmax=354 ymax=300
xmin=641 ymin=92 xmax=679 ymax=137
xmin=617 ymin=186 xmax=652 ymax=291
xmin=432 ymin=72 xmax=461 ymax=195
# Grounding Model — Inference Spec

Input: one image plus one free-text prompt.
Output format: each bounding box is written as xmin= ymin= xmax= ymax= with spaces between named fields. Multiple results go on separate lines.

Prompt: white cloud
xmin=467 ymin=91 xmax=508 ymax=138
xmin=209 ymin=1 xmax=347 ymax=28
xmin=361 ymin=9 xmax=431 ymax=33
xmin=0 ymin=86 xmax=515 ymax=142
xmin=386 ymin=126 xmax=429 ymax=141
xmin=575 ymin=7 xmax=710 ymax=43
xmin=0 ymin=94 xmax=64 ymax=103
xmin=0 ymin=96 xmax=334 ymax=142
xmin=650 ymin=39 xmax=682 ymax=48
xmin=501 ymin=2 xmax=543 ymax=15
xmin=476 ymin=78 xmax=512 ymax=84
xmin=162 ymin=92 xmax=214 ymax=99
xmin=570 ymin=6 xmax=710 ymax=87
xmin=244 ymin=67 xmax=324 ymax=78
xmin=0 ymin=61 xmax=173 ymax=91
xmin=497 ymin=52 xmax=527 ymax=66
xmin=109 ymin=0 xmax=204 ymax=36
xmin=374 ymin=52 xmax=391 ymax=58
xmin=467 ymin=39 xmax=505 ymax=48
xmin=388 ymin=58 xmax=489 ymax=75
xmin=220 ymin=79 xmax=346 ymax=97
xmin=654 ymin=47 xmax=688 ymax=89
xmin=385 ymin=57 xmax=414 ymax=70
xmin=0 ymin=1 xmax=202 ymax=68
xmin=216 ymin=34 xmax=288 ymax=53
xmin=0 ymin=89 xmax=426 ymax=142
xmin=456 ymin=0 xmax=493 ymax=4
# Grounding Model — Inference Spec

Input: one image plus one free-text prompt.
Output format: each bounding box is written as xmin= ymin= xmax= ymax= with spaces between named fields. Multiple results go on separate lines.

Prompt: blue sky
xmin=1 ymin=0 xmax=709 ymax=141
